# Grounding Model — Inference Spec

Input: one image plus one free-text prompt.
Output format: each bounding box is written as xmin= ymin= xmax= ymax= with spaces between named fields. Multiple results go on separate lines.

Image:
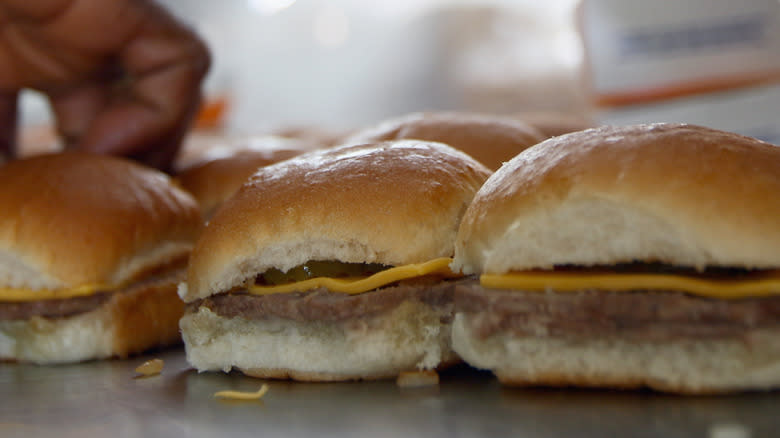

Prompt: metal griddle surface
xmin=0 ymin=347 xmax=777 ymax=438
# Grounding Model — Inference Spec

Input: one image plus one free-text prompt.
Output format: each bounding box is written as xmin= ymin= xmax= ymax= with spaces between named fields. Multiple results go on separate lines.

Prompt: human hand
xmin=0 ymin=0 xmax=210 ymax=171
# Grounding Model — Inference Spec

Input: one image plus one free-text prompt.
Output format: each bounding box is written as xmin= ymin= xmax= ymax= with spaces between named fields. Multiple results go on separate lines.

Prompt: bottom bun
xmin=452 ymin=313 xmax=780 ymax=394
xmin=181 ymin=300 xmax=458 ymax=381
xmin=0 ymin=274 xmax=185 ymax=364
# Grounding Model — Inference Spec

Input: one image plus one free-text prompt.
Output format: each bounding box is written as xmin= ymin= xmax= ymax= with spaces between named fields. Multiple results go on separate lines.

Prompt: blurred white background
xmin=20 ymin=0 xmax=585 ymax=134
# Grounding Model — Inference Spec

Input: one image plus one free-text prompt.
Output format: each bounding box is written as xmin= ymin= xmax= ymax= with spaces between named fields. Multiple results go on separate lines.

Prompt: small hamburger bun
xmin=180 ymin=140 xmax=491 ymax=381
xmin=172 ymin=132 xmax=316 ymax=174
xmin=344 ymin=111 xmax=545 ymax=170
xmin=0 ymin=152 xmax=202 ymax=364
xmin=451 ymin=123 xmax=780 ymax=393
xmin=176 ymin=139 xmax=318 ymax=218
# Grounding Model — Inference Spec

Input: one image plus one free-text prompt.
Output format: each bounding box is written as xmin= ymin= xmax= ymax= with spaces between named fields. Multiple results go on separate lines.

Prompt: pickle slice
xmin=258 ymin=261 xmax=390 ymax=285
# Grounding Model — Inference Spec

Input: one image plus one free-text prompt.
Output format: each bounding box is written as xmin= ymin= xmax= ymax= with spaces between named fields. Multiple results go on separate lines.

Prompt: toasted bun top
xmin=0 ymin=152 xmax=202 ymax=290
xmin=177 ymin=148 xmax=312 ymax=219
xmin=183 ymin=140 xmax=491 ymax=302
xmin=344 ymin=111 xmax=545 ymax=170
xmin=452 ymin=123 xmax=780 ymax=275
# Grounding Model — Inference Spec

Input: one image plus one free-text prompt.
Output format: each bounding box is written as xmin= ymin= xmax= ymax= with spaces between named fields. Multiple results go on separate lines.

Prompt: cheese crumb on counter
xmin=214 ymin=384 xmax=270 ymax=400
xmin=134 ymin=359 xmax=164 ymax=377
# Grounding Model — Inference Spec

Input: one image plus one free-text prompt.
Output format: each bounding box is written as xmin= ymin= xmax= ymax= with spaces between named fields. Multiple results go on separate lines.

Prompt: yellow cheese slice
xmin=246 ymin=257 xmax=458 ymax=295
xmin=0 ymin=283 xmax=113 ymax=302
xmin=480 ymin=271 xmax=780 ymax=299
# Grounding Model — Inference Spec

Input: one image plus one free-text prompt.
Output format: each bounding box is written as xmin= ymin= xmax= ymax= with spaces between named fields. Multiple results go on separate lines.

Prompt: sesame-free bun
xmin=181 ymin=300 xmax=459 ymax=381
xmin=0 ymin=152 xmax=202 ymax=363
xmin=452 ymin=123 xmax=780 ymax=276
xmin=177 ymin=146 xmax=315 ymax=218
xmin=0 ymin=152 xmax=202 ymax=291
xmin=344 ymin=111 xmax=545 ymax=170
xmin=452 ymin=314 xmax=780 ymax=394
xmin=181 ymin=140 xmax=492 ymax=303
xmin=450 ymin=123 xmax=780 ymax=393
xmin=173 ymin=133 xmax=316 ymax=173
xmin=0 ymin=267 xmax=186 ymax=364
xmin=180 ymin=140 xmax=488 ymax=379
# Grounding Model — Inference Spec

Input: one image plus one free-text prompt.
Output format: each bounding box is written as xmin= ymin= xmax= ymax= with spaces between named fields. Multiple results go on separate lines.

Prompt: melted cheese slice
xmin=480 ymin=271 xmax=780 ymax=299
xmin=0 ymin=284 xmax=113 ymax=302
xmin=246 ymin=257 xmax=457 ymax=295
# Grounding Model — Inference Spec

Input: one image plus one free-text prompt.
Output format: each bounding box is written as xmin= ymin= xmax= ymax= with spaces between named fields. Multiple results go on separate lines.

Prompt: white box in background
xmin=579 ymin=0 xmax=780 ymax=144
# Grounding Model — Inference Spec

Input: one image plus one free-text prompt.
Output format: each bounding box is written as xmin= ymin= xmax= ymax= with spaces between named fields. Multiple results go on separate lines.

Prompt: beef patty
xmin=0 ymin=265 xmax=186 ymax=320
xmin=455 ymin=280 xmax=780 ymax=341
xmin=189 ymin=276 xmax=466 ymax=323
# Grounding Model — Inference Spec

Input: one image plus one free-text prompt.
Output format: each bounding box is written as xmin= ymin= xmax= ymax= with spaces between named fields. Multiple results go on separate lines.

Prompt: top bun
xmin=178 ymin=147 xmax=315 ymax=218
xmin=452 ymin=123 xmax=780 ymax=275
xmin=183 ymin=140 xmax=492 ymax=302
xmin=0 ymin=152 xmax=202 ymax=291
xmin=173 ymin=133 xmax=314 ymax=173
xmin=344 ymin=112 xmax=544 ymax=170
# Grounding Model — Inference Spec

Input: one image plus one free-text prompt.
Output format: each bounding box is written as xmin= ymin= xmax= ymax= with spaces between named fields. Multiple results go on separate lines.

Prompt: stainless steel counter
xmin=0 ymin=347 xmax=776 ymax=438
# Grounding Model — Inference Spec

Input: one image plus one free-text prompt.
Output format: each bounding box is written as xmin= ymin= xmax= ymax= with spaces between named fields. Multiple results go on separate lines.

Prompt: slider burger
xmin=450 ymin=123 xmax=780 ymax=394
xmin=344 ymin=111 xmax=545 ymax=170
xmin=179 ymin=140 xmax=491 ymax=381
xmin=0 ymin=152 xmax=202 ymax=363
xmin=176 ymin=138 xmax=319 ymax=218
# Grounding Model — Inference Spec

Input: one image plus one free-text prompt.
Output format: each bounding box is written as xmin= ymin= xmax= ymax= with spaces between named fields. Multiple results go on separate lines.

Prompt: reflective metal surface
xmin=0 ymin=347 xmax=776 ymax=438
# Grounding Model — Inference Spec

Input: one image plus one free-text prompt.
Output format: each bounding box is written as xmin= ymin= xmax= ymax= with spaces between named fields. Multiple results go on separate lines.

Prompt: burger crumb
xmin=396 ymin=370 xmax=440 ymax=388
xmin=213 ymin=384 xmax=270 ymax=401
xmin=134 ymin=358 xmax=164 ymax=377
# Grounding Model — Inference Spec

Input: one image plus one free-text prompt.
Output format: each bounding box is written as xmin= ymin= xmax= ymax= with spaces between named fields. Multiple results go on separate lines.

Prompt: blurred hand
xmin=0 ymin=0 xmax=210 ymax=171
